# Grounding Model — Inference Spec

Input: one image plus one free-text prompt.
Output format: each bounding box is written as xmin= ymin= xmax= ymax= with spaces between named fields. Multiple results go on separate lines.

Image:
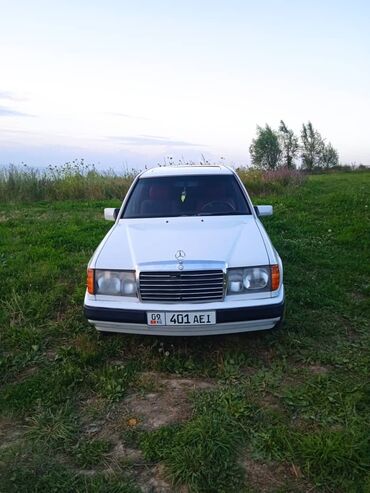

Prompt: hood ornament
xmin=175 ymin=250 xmax=185 ymax=270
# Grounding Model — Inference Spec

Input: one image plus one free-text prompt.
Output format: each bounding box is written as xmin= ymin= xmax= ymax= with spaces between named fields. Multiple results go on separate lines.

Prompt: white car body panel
xmin=94 ymin=216 xmax=269 ymax=271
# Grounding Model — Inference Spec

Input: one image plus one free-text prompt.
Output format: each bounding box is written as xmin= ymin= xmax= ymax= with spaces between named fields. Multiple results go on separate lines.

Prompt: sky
xmin=0 ymin=0 xmax=369 ymax=170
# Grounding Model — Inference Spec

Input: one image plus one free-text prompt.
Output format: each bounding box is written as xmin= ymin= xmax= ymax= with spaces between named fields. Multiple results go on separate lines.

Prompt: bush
xmin=237 ymin=166 xmax=306 ymax=195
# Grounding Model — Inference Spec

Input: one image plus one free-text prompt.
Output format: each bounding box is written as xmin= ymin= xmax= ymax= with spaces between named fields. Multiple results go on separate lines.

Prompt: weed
xmin=72 ymin=438 xmax=112 ymax=468
xmin=26 ymin=403 xmax=78 ymax=448
xmin=0 ymin=444 xmax=139 ymax=492
xmin=94 ymin=362 xmax=139 ymax=401
xmin=250 ymin=424 xmax=370 ymax=490
xmin=121 ymin=427 xmax=144 ymax=449
xmin=0 ymin=160 xmax=137 ymax=202
xmin=238 ymin=166 xmax=306 ymax=195
xmin=193 ymin=387 xmax=257 ymax=421
xmin=282 ymin=374 xmax=369 ymax=426
xmin=141 ymin=416 xmax=246 ymax=492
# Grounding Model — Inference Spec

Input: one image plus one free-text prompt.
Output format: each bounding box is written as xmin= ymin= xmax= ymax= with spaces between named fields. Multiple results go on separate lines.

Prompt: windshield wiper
xmin=197 ymin=212 xmax=246 ymax=216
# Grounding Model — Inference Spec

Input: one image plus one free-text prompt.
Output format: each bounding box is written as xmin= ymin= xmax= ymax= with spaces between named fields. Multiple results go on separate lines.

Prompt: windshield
xmin=122 ymin=174 xmax=251 ymax=218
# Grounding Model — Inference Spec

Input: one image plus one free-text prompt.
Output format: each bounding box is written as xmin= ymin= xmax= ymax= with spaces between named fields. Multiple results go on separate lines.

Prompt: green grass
xmin=0 ymin=444 xmax=140 ymax=493
xmin=72 ymin=439 xmax=112 ymax=468
xmin=141 ymin=414 xmax=246 ymax=492
xmin=0 ymin=172 xmax=369 ymax=492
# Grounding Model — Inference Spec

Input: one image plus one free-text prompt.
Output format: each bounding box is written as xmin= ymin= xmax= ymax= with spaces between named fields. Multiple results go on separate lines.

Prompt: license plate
xmin=147 ymin=311 xmax=216 ymax=326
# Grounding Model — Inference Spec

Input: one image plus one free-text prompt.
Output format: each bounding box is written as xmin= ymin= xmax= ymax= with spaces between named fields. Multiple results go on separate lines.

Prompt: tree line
xmin=249 ymin=121 xmax=339 ymax=170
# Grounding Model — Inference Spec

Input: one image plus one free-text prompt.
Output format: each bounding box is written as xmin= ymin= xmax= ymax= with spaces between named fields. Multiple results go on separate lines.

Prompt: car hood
xmin=94 ymin=215 xmax=269 ymax=270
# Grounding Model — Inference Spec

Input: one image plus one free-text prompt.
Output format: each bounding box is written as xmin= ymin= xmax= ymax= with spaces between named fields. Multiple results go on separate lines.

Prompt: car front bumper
xmin=84 ymin=289 xmax=285 ymax=336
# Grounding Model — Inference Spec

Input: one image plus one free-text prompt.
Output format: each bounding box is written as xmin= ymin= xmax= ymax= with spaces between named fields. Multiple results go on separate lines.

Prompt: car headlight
xmin=89 ymin=270 xmax=137 ymax=297
xmin=243 ymin=267 xmax=269 ymax=290
xmin=227 ymin=265 xmax=279 ymax=294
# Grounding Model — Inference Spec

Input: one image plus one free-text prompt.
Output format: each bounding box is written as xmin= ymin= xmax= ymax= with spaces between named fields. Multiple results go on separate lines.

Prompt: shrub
xmin=237 ymin=166 xmax=306 ymax=195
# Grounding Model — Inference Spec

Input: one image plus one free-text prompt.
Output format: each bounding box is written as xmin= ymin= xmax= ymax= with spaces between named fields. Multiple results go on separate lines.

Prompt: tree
xmin=321 ymin=143 xmax=339 ymax=168
xmin=249 ymin=125 xmax=282 ymax=170
xmin=300 ymin=121 xmax=325 ymax=170
xmin=279 ymin=120 xmax=299 ymax=169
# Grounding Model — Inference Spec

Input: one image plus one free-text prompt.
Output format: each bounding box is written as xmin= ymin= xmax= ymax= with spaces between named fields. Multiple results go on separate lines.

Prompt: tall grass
xmin=0 ymin=160 xmax=306 ymax=203
xmin=237 ymin=166 xmax=306 ymax=195
xmin=0 ymin=160 xmax=136 ymax=202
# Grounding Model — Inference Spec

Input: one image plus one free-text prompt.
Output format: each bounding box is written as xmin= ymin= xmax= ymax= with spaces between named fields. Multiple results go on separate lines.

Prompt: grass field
xmin=0 ymin=172 xmax=369 ymax=492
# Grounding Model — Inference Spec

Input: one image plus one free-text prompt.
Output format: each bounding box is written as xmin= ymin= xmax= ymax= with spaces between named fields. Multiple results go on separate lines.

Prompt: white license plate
xmin=147 ymin=311 xmax=216 ymax=327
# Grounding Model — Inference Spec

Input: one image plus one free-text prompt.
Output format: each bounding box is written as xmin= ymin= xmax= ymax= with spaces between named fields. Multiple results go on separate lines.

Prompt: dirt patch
xmin=15 ymin=365 xmax=39 ymax=382
xmin=0 ymin=416 xmax=24 ymax=450
xmin=110 ymin=442 xmax=143 ymax=463
xmin=257 ymin=392 xmax=282 ymax=411
xmin=350 ymin=291 xmax=367 ymax=303
xmin=77 ymin=435 xmax=184 ymax=492
xmin=242 ymin=456 xmax=317 ymax=493
xmin=0 ymin=212 xmax=23 ymax=223
xmin=279 ymin=363 xmax=330 ymax=389
xmin=79 ymin=373 xmax=216 ymax=458
xmin=133 ymin=463 xmax=188 ymax=493
xmin=135 ymin=463 xmax=172 ymax=493
xmin=307 ymin=364 xmax=329 ymax=375
xmin=123 ymin=373 xmax=216 ymax=430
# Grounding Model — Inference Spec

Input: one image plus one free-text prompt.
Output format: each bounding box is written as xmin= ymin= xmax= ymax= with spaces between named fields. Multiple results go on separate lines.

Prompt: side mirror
xmin=254 ymin=205 xmax=273 ymax=217
xmin=104 ymin=208 xmax=120 ymax=221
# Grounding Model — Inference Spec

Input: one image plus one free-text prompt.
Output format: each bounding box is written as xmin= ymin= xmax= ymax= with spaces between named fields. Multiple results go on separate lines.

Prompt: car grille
xmin=139 ymin=270 xmax=225 ymax=302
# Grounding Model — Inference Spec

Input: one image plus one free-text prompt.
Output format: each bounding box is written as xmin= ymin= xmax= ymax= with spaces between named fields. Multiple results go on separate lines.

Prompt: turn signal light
xmin=87 ymin=268 xmax=95 ymax=294
xmin=271 ymin=264 xmax=280 ymax=291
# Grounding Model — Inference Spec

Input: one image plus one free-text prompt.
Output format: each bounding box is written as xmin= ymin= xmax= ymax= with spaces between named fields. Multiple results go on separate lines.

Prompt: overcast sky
xmin=0 ymin=0 xmax=369 ymax=169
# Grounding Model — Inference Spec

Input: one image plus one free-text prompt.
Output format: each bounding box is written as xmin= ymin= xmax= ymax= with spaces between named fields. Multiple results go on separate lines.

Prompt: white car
xmin=84 ymin=165 xmax=284 ymax=336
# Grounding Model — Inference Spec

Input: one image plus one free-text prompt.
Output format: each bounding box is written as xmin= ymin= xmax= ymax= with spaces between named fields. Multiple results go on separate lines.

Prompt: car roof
xmin=139 ymin=165 xmax=234 ymax=178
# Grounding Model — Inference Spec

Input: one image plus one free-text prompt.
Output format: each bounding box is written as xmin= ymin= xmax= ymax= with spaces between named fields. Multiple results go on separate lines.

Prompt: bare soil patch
xmin=307 ymin=364 xmax=329 ymax=375
xmin=242 ymin=455 xmax=317 ymax=493
xmin=0 ymin=416 xmax=24 ymax=450
xmin=123 ymin=372 xmax=216 ymax=431
xmin=134 ymin=463 xmax=174 ymax=493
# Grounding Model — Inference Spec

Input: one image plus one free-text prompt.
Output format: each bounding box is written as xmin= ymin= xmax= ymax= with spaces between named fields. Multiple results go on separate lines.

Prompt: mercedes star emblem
xmin=175 ymin=250 xmax=186 ymax=260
